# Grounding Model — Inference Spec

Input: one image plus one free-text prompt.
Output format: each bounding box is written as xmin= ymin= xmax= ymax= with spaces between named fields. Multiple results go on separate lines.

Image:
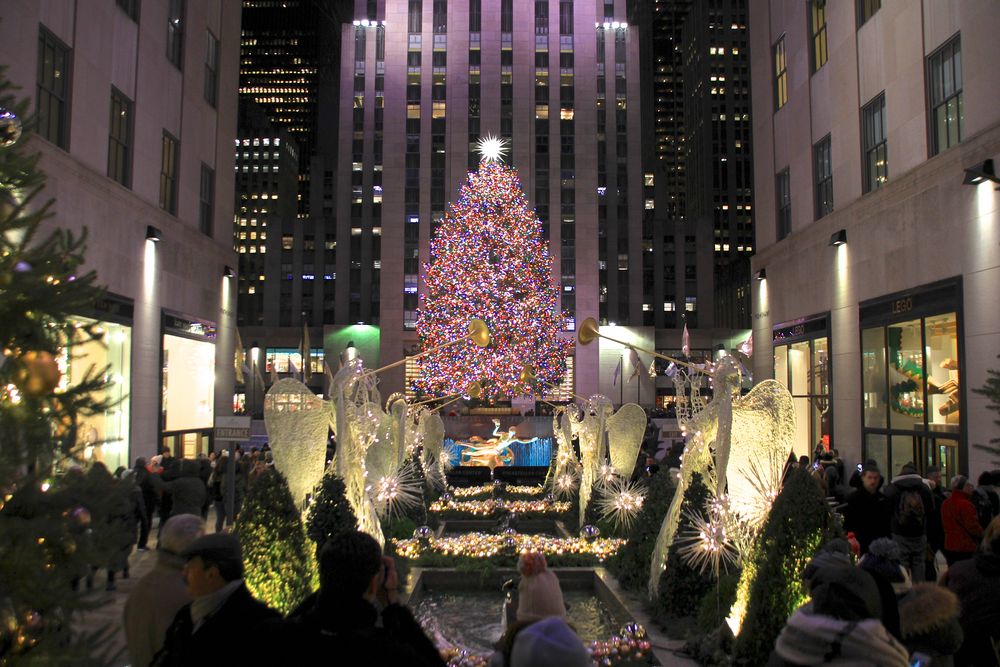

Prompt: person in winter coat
xmin=768 ymin=563 xmax=910 ymax=666
xmin=490 ymin=617 xmax=591 ymax=667
xmin=266 ymin=530 xmax=444 ymax=667
xmin=942 ymin=516 xmax=1000 ymax=667
xmin=134 ymin=458 xmax=157 ymax=550
xmin=153 ymin=459 xmax=209 ymax=521
xmin=843 ymin=462 xmax=891 ymax=554
xmin=972 ymin=471 xmax=999 ymax=529
xmin=124 ymin=514 xmax=205 ymax=667
xmin=105 ymin=477 xmax=147 ymax=590
xmin=152 ymin=533 xmax=279 ymax=667
xmin=941 ymin=475 xmax=984 ymax=565
xmin=882 ymin=462 xmax=935 ymax=582
xmin=897 ymin=583 xmax=963 ymax=667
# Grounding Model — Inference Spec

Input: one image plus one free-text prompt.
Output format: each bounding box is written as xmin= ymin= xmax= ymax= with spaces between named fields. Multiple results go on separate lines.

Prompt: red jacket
xmin=941 ymin=489 xmax=984 ymax=553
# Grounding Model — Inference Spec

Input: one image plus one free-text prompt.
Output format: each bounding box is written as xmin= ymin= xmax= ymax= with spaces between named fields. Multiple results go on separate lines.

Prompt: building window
xmin=204 ymin=30 xmax=218 ymax=107
xmin=116 ymin=0 xmax=138 ymax=20
xmin=814 ymin=135 xmax=833 ymax=219
xmin=810 ymin=1 xmax=828 ymax=72
xmin=773 ymin=36 xmax=788 ymax=110
xmin=928 ymin=35 xmax=962 ymax=156
xmin=776 ymin=168 xmax=791 ymax=240
xmin=773 ymin=323 xmax=831 ymax=458
xmin=36 ymin=27 xmax=71 ymax=149
xmin=167 ymin=0 xmax=185 ymax=69
xmin=862 ymin=92 xmax=887 ymax=193
xmin=199 ymin=164 xmax=214 ymax=236
xmin=408 ymin=0 xmax=422 ymax=33
xmin=107 ymin=88 xmax=133 ymax=187
xmin=159 ymin=132 xmax=179 ymax=214
xmin=857 ymin=0 xmax=881 ymax=27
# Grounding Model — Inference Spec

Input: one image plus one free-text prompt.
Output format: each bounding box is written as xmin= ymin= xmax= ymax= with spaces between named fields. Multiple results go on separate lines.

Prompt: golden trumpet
xmin=576 ymin=317 xmax=702 ymax=371
xmin=518 ymin=365 xmax=536 ymax=384
xmin=367 ymin=319 xmax=490 ymax=375
xmin=409 ymin=381 xmax=482 ymax=407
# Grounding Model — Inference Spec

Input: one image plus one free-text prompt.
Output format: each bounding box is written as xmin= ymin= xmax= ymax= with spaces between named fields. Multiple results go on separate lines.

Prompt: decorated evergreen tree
xmin=306 ymin=471 xmax=358 ymax=559
xmin=657 ymin=473 xmax=714 ymax=622
xmin=236 ymin=468 xmax=316 ymax=615
xmin=0 ymin=70 xmax=121 ymax=665
xmin=415 ymin=136 xmax=571 ymax=398
xmin=608 ymin=470 xmax=677 ymax=592
xmin=732 ymin=468 xmax=842 ymax=665
xmin=973 ymin=354 xmax=1000 ymax=463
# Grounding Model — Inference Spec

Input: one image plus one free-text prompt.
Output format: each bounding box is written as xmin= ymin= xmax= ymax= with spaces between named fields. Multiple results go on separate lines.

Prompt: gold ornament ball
xmin=14 ymin=351 xmax=61 ymax=396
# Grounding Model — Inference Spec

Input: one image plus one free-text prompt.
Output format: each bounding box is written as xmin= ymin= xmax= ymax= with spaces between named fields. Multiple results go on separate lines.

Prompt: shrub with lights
xmin=656 ymin=473 xmax=715 ymax=627
xmin=731 ymin=468 xmax=842 ymax=665
xmin=608 ymin=470 xmax=677 ymax=593
xmin=415 ymin=138 xmax=571 ymax=398
xmin=306 ymin=471 xmax=357 ymax=559
xmin=235 ymin=468 xmax=316 ymax=615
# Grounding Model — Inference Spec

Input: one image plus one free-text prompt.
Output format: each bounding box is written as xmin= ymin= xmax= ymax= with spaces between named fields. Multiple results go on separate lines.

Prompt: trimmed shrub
xmin=607 ymin=470 xmax=677 ymax=592
xmin=732 ymin=468 xmax=842 ymax=665
xmin=306 ymin=471 xmax=358 ymax=559
xmin=656 ymin=473 xmax=713 ymax=621
xmin=236 ymin=468 xmax=316 ymax=615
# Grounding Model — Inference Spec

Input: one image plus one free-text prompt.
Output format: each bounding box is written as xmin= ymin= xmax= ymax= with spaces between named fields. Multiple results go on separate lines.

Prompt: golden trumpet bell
xmin=577 ymin=317 xmax=600 ymax=345
xmin=468 ymin=319 xmax=490 ymax=347
xmin=466 ymin=381 xmax=482 ymax=399
xmin=519 ymin=366 xmax=536 ymax=384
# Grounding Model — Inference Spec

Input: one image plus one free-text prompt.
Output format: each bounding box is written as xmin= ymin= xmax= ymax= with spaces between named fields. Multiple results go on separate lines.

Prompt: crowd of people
xmin=770 ymin=454 xmax=1000 ymax=666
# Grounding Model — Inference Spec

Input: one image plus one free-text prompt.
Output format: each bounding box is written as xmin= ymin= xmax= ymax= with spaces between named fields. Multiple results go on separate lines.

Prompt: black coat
xmin=261 ymin=596 xmax=446 ymax=667
xmin=153 ymin=584 xmax=278 ymax=667
xmin=882 ymin=474 xmax=935 ymax=538
xmin=843 ymin=488 xmax=891 ymax=554
xmin=944 ymin=551 xmax=1000 ymax=667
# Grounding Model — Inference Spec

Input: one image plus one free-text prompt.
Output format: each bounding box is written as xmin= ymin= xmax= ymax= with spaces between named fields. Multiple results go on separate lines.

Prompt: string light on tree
xmin=416 ymin=137 xmax=571 ymax=397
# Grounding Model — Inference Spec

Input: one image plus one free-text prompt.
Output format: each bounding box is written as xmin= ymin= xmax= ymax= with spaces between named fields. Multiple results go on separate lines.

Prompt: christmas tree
xmin=0 ymin=69 xmax=121 ymax=664
xmin=306 ymin=471 xmax=358 ymax=560
xmin=973 ymin=354 xmax=1000 ymax=464
xmin=416 ymin=136 xmax=571 ymax=397
xmin=235 ymin=468 xmax=316 ymax=615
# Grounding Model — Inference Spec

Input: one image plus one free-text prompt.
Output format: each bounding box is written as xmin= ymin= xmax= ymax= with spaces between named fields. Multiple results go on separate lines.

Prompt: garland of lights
xmin=415 ymin=159 xmax=572 ymax=397
xmin=450 ymin=484 xmax=546 ymax=498
xmin=429 ymin=498 xmax=570 ymax=516
xmin=393 ymin=532 xmax=624 ymax=560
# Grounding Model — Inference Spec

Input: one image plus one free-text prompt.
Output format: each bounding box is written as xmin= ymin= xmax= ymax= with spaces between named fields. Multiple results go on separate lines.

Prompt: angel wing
xmin=364 ymin=403 xmax=398 ymax=483
xmin=263 ymin=378 xmax=329 ymax=509
xmin=606 ymin=403 xmax=647 ymax=477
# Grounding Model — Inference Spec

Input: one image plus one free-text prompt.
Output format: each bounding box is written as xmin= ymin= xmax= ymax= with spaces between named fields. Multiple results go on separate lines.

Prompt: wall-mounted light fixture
xmin=146 ymin=225 xmax=162 ymax=242
xmin=754 ymin=269 xmax=766 ymax=281
xmin=223 ymin=265 xmax=235 ymax=278
xmin=963 ymin=158 xmax=998 ymax=186
xmin=829 ymin=229 xmax=847 ymax=247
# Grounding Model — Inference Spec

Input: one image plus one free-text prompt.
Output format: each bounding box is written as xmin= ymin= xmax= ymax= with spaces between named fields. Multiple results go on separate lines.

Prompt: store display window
xmin=859 ymin=279 xmax=962 ymax=479
xmin=59 ymin=317 xmax=132 ymax=471
xmin=161 ymin=313 xmax=217 ymax=457
xmin=773 ymin=315 xmax=831 ymax=458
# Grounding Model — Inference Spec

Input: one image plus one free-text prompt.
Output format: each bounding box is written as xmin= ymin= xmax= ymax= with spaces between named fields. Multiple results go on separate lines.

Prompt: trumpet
xmin=366 ymin=319 xmax=490 ymax=376
xmin=576 ymin=317 xmax=702 ymax=371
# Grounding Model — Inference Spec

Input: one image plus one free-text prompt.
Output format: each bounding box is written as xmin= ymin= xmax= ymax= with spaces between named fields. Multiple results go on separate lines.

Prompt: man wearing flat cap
xmin=151 ymin=533 xmax=278 ymax=666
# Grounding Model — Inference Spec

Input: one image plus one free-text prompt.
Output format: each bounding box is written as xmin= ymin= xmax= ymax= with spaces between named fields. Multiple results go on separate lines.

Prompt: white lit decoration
xmin=648 ymin=354 xmax=795 ymax=627
xmin=596 ymin=476 xmax=647 ymax=532
xmin=372 ymin=461 xmax=424 ymax=519
xmin=392 ymin=531 xmax=623 ymax=560
xmin=450 ymin=484 xmax=544 ymax=498
xmin=428 ymin=498 xmax=571 ymax=516
xmin=263 ymin=378 xmax=333 ymax=510
xmin=474 ymin=134 xmax=509 ymax=164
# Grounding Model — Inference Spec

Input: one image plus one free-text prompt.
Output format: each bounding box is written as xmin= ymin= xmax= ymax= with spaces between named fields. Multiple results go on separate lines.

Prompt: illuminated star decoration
xmin=596 ymin=477 xmax=647 ymax=532
xmin=475 ymin=134 xmax=509 ymax=164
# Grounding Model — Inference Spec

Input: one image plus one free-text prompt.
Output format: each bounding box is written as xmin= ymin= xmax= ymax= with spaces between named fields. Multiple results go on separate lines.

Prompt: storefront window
xmin=60 ymin=318 xmax=132 ymax=471
xmin=162 ymin=332 xmax=215 ymax=457
xmin=265 ymin=348 xmax=324 ymax=375
xmin=860 ymin=281 xmax=961 ymax=477
xmin=773 ymin=317 xmax=831 ymax=458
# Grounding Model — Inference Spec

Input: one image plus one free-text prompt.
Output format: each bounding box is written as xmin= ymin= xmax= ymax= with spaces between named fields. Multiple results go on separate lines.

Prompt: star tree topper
xmin=475 ymin=134 xmax=509 ymax=164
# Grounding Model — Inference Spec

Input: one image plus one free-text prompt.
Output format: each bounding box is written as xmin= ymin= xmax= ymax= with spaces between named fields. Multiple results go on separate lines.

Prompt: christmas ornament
xmin=0 ymin=108 xmax=22 ymax=147
xmin=581 ymin=524 xmax=601 ymax=541
xmin=14 ymin=351 xmax=61 ymax=396
xmin=413 ymin=525 xmax=433 ymax=540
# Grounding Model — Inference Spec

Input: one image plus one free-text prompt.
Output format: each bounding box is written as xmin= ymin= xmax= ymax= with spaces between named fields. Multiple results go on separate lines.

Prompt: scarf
xmin=774 ymin=606 xmax=910 ymax=666
xmin=190 ymin=580 xmax=243 ymax=631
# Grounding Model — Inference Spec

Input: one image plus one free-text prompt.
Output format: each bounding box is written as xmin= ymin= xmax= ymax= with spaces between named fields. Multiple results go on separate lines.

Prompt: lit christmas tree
xmin=416 ymin=137 xmax=571 ymax=398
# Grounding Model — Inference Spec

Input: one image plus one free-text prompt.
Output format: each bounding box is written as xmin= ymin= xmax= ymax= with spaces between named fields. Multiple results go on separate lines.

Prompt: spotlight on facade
xmin=224 ymin=265 xmax=235 ymax=278
xmin=146 ymin=225 xmax=162 ymax=242
xmin=828 ymin=229 xmax=847 ymax=247
xmin=754 ymin=268 xmax=766 ymax=281
xmin=963 ymin=158 xmax=997 ymax=186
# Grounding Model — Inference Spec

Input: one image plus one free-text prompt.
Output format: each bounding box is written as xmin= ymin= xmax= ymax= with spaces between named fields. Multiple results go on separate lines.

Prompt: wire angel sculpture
xmin=648 ymin=355 xmax=794 ymax=597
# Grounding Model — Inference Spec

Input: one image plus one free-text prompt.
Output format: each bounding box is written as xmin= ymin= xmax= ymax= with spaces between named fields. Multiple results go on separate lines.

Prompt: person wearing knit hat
xmin=770 ymin=564 xmax=910 ymax=667
xmin=860 ymin=538 xmax=913 ymax=597
xmin=516 ymin=552 xmax=566 ymax=623
xmin=509 ymin=617 xmax=590 ymax=667
xmin=897 ymin=584 xmax=963 ymax=667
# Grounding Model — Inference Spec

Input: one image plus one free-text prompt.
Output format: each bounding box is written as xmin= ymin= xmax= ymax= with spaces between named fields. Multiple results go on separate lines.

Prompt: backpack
xmin=895 ymin=488 xmax=925 ymax=530
xmin=971 ymin=488 xmax=994 ymax=529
